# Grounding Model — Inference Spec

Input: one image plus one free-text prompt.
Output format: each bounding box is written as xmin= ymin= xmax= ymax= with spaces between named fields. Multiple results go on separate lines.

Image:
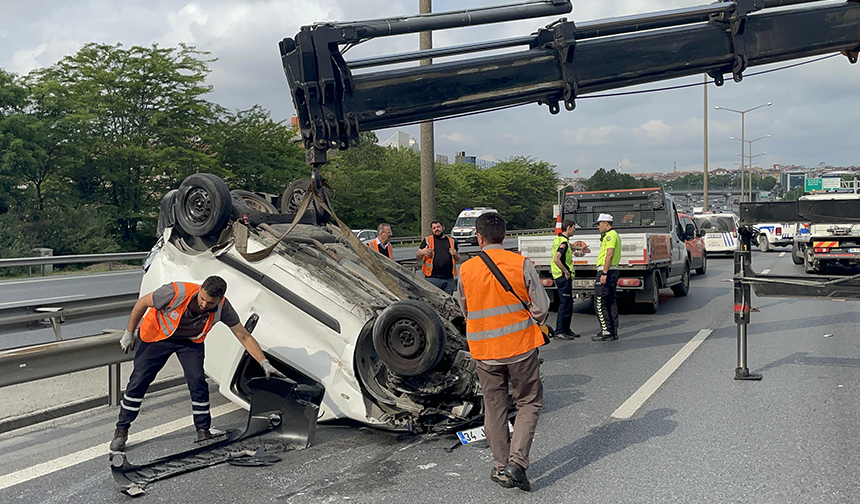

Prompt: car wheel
xmin=280 ymin=178 xmax=331 ymax=224
xmin=791 ymin=242 xmax=804 ymax=265
xmin=372 ymin=300 xmax=446 ymax=376
xmin=671 ymin=262 xmax=690 ymax=297
xmin=642 ymin=272 xmax=659 ymax=314
xmin=173 ymin=173 xmax=231 ymax=237
xmin=758 ymin=234 xmax=770 ymax=253
xmin=695 ymin=253 xmax=707 ymax=275
xmin=232 ymin=190 xmax=278 ymax=214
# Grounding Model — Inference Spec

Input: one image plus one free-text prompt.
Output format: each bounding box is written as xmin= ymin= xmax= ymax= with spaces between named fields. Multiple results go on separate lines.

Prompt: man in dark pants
xmin=417 ymin=220 xmax=461 ymax=295
xmin=111 ymin=275 xmax=285 ymax=451
xmin=551 ymin=219 xmax=584 ymax=339
xmin=457 ymin=213 xmax=549 ymax=492
xmin=593 ymin=213 xmax=621 ymax=341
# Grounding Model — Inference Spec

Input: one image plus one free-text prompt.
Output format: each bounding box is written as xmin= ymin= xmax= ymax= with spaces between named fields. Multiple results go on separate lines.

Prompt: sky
xmin=1 ymin=0 xmax=857 ymax=178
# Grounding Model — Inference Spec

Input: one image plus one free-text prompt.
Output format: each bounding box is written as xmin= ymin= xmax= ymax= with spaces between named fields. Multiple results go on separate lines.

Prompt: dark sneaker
xmin=503 ymin=462 xmax=531 ymax=491
xmin=110 ymin=428 xmax=128 ymax=452
xmin=491 ymin=468 xmax=515 ymax=488
xmin=592 ymin=331 xmax=616 ymax=341
xmin=195 ymin=428 xmax=224 ymax=442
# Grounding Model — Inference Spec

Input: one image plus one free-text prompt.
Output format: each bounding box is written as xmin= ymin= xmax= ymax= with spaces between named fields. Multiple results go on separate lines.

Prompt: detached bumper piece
xmin=110 ymin=377 xmax=324 ymax=497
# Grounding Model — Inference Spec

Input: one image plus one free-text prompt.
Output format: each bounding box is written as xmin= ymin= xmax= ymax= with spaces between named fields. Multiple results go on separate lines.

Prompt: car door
xmin=670 ymin=204 xmax=687 ymax=277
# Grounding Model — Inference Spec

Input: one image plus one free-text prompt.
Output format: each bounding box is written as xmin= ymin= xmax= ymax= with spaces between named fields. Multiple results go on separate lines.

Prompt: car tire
xmin=232 ymin=190 xmax=278 ymax=214
xmin=695 ymin=253 xmax=707 ymax=275
xmin=642 ymin=272 xmax=659 ymax=314
xmin=791 ymin=242 xmax=804 ymax=265
xmin=372 ymin=300 xmax=446 ymax=376
xmin=671 ymin=262 xmax=690 ymax=297
xmin=759 ymin=234 xmax=770 ymax=253
xmin=173 ymin=173 xmax=231 ymax=237
xmin=280 ymin=178 xmax=331 ymax=224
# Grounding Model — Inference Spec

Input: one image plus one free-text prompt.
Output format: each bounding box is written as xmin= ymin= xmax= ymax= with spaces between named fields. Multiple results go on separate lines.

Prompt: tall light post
xmin=715 ymin=102 xmax=772 ymax=202
xmin=732 ymin=134 xmax=770 ymax=200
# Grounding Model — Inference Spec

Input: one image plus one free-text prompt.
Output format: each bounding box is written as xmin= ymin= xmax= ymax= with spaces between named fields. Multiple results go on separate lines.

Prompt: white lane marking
xmin=0 ymin=270 xmax=141 ymax=287
xmin=779 ymin=252 xmax=786 ymax=258
xmin=761 ymin=269 xmax=771 ymax=275
xmin=0 ymin=402 xmax=240 ymax=491
xmin=0 ymin=294 xmax=86 ymax=308
xmin=611 ymin=329 xmax=713 ymax=419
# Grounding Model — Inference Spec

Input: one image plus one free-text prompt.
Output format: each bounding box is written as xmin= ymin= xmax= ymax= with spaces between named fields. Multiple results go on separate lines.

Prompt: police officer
xmin=110 ymin=275 xmax=285 ymax=451
xmin=457 ymin=212 xmax=548 ymax=492
xmin=551 ymin=219 xmax=583 ymax=339
xmin=592 ymin=214 xmax=620 ymax=341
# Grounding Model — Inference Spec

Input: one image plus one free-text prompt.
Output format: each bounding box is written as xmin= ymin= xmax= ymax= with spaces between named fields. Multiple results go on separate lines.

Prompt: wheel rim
xmin=383 ymin=319 xmax=427 ymax=361
xmin=184 ymin=188 xmax=213 ymax=225
xmin=287 ymin=189 xmax=305 ymax=214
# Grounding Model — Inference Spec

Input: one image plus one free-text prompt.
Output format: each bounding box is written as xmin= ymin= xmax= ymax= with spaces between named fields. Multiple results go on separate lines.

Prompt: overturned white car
xmin=142 ymin=173 xmax=481 ymax=432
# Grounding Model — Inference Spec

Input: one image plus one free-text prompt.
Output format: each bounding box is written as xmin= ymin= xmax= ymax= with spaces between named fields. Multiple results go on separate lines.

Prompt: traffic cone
xmin=555 ymin=213 xmax=563 ymax=235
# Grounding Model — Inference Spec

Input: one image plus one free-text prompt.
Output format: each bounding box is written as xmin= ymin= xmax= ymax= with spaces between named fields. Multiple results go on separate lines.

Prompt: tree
xmin=586 ymin=168 xmax=645 ymax=191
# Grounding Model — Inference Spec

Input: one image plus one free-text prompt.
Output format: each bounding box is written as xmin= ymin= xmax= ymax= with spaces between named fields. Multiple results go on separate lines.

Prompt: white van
xmin=451 ymin=207 xmax=497 ymax=245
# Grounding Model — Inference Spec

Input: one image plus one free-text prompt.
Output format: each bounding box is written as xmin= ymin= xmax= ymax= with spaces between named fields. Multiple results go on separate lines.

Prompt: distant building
xmin=379 ymin=131 xmax=419 ymax=151
xmin=436 ymin=154 xmax=449 ymax=165
xmin=782 ymin=170 xmax=806 ymax=191
xmin=454 ymin=151 xmax=477 ymax=164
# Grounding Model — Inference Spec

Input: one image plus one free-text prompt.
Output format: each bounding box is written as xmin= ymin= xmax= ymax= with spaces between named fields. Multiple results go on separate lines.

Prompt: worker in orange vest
xmin=457 ymin=213 xmax=549 ymax=492
xmin=367 ymin=223 xmax=393 ymax=259
xmin=110 ymin=275 xmax=285 ymax=452
xmin=416 ymin=220 xmax=461 ymax=294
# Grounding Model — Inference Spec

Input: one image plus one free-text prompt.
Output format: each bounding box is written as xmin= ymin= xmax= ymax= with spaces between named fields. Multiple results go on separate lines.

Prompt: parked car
xmin=146 ymin=174 xmax=482 ymax=433
xmin=678 ymin=212 xmax=707 ymax=274
xmin=694 ymin=212 xmax=740 ymax=255
xmin=352 ymin=229 xmax=378 ymax=243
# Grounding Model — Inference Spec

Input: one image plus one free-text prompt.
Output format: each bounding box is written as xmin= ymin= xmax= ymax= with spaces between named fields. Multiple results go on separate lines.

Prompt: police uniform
xmin=551 ymin=233 xmax=575 ymax=336
xmin=595 ymin=227 xmax=621 ymax=340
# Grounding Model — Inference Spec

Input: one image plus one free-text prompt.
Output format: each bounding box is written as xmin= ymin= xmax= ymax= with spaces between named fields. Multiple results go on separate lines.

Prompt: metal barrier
xmin=0 ymin=293 xmax=138 ymax=338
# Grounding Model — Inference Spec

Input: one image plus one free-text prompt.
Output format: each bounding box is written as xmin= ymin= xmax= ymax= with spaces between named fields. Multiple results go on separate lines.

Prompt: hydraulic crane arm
xmin=280 ymin=0 xmax=860 ymax=164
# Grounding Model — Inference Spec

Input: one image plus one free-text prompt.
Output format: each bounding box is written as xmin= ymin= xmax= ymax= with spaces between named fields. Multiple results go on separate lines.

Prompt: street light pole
xmin=714 ymin=102 xmax=772 ymax=202
xmin=732 ymin=134 xmax=770 ymax=200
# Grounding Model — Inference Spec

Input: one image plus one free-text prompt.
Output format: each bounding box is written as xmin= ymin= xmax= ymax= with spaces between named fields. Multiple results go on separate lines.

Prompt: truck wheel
xmin=695 ymin=254 xmax=707 ymax=275
xmin=671 ymin=263 xmax=690 ymax=297
xmin=173 ymin=173 xmax=231 ymax=237
xmin=803 ymin=253 xmax=817 ymax=275
xmin=372 ymin=300 xmax=446 ymax=376
xmin=791 ymin=242 xmax=804 ymax=265
xmin=758 ymin=234 xmax=770 ymax=253
xmin=642 ymin=272 xmax=659 ymax=314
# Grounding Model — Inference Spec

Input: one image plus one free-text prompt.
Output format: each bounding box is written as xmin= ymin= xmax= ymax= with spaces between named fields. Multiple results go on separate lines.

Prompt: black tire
xmin=671 ymin=262 xmax=690 ymax=297
xmin=281 ymin=178 xmax=331 ymax=224
xmin=232 ymin=190 xmax=278 ymax=214
xmin=642 ymin=272 xmax=659 ymax=314
xmin=695 ymin=254 xmax=707 ymax=275
xmin=791 ymin=242 xmax=804 ymax=265
xmin=759 ymin=234 xmax=770 ymax=253
xmin=174 ymin=173 xmax=231 ymax=237
xmin=372 ymin=300 xmax=446 ymax=376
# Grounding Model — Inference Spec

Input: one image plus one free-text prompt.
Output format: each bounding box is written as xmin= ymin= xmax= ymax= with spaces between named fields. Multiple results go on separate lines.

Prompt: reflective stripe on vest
xmin=139 ymin=282 xmax=223 ymax=344
xmin=421 ymin=235 xmax=458 ymax=277
xmin=459 ymin=249 xmax=543 ymax=360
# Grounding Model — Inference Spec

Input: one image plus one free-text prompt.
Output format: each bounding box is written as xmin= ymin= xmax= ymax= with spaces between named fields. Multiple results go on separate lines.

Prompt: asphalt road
xmin=2 ymin=248 xmax=859 ymax=503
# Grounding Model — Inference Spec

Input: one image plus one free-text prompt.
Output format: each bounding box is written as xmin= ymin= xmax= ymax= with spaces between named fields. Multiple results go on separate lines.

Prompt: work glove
xmin=261 ymin=359 xmax=286 ymax=380
xmin=119 ymin=330 xmax=135 ymax=353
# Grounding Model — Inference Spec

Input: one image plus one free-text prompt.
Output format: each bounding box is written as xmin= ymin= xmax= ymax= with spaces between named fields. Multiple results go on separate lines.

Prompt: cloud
xmin=562 ymin=125 xmax=623 ymax=146
xmin=633 ymin=119 xmax=672 ymax=141
xmin=441 ymin=132 xmax=477 ymax=145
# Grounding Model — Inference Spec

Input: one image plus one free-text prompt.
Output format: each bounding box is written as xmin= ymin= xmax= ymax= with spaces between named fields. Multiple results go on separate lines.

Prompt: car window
xmin=696 ymin=216 xmax=734 ymax=232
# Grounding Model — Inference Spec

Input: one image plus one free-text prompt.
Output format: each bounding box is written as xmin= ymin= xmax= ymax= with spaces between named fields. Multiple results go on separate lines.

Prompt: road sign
xmin=805 ymin=178 xmax=822 ymax=192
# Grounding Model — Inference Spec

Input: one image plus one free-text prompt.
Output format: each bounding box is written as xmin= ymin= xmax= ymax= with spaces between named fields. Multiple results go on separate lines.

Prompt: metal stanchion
xmin=109 ymin=364 xmax=123 ymax=407
xmin=733 ymin=247 xmax=761 ymax=380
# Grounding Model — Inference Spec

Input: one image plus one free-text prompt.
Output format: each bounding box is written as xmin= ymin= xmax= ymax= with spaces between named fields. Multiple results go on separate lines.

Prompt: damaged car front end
xmin=143 ymin=173 xmax=482 ymax=433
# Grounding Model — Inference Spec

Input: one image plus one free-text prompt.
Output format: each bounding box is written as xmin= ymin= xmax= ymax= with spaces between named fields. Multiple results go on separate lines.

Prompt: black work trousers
xmin=554 ymin=275 xmax=573 ymax=334
xmin=116 ymin=338 xmax=210 ymax=431
xmin=595 ymin=270 xmax=620 ymax=337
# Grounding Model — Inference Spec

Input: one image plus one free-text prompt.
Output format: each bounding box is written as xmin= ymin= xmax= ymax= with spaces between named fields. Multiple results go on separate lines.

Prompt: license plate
xmin=574 ymin=279 xmax=593 ymax=288
xmin=457 ymin=422 xmax=513 ymax=444
xmin=850 ymin=248 xmax=860 ymax=253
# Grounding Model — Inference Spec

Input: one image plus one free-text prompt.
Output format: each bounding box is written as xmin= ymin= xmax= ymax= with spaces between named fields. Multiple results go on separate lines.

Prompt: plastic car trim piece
xmin=218 ymin=254 xmax=341 ymax=333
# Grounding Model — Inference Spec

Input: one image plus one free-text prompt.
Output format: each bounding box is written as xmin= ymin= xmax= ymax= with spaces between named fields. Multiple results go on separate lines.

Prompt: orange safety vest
xmin=459 ymin=249 xmax=543 ymax=360
xmin=139 ymin=282 xmax=224 ymax=344
xmin=421 ymin=235 xmax=458 ymax=277
xmin=368 ymin=238 xmax=392 ymax=259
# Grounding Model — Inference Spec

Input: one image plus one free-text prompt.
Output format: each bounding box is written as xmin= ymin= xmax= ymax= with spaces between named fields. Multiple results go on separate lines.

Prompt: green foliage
xmin=586 ymin=168 xmax=652 ymax=191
